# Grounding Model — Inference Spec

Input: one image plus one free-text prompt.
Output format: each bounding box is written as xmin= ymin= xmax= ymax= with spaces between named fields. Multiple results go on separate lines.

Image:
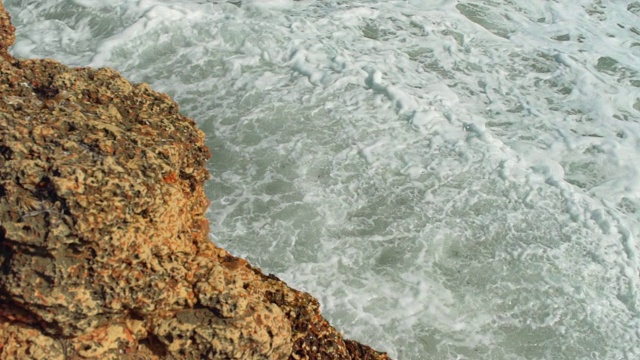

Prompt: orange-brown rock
xmin=0 ymin=2 xmax=390 ymax=359
xmin=0 ymin=1 xmax=13 ymax=60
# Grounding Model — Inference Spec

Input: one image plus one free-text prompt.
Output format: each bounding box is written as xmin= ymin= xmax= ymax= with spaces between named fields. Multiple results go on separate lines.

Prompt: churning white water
xmin=5 ymin=0 xmax=640 ymax=358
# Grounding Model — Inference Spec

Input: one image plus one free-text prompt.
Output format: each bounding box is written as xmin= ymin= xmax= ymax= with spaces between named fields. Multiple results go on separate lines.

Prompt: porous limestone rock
xmin=0 ymin=2 xmax=390 ymax=359
xmin=0 ymin=0 xmax=13 ymax=60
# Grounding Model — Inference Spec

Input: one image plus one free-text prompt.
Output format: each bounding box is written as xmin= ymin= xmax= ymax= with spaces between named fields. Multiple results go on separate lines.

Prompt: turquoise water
xmin=5 ymin=1 xmax=640 ymax=358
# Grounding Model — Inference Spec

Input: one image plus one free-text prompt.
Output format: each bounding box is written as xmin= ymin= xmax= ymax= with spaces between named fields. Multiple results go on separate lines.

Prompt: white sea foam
xmin=6 ymin=0 xmax=640 ymax=358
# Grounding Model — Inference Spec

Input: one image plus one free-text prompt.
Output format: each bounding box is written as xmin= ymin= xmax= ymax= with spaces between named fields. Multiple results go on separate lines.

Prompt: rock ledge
xmin=0 ymin=2 xmax=390 ymax=359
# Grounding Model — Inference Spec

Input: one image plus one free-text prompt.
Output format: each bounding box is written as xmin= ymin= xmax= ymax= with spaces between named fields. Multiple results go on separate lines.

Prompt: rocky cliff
xmin=0 ymin=2 xmax=390 ymax=359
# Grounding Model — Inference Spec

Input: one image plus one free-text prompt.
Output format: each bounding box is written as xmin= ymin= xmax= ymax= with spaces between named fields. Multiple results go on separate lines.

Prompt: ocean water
xmin=5 ymin=0 xmax=640 ymax=358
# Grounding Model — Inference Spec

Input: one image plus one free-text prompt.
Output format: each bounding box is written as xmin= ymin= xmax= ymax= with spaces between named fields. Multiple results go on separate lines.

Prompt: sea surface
xmin=5 ymin=0 xmax=640 ymax=358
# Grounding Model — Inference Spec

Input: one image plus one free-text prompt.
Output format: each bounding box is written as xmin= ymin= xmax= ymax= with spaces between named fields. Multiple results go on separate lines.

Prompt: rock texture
xmin=0 ymin=2 xmax=390 ymax=360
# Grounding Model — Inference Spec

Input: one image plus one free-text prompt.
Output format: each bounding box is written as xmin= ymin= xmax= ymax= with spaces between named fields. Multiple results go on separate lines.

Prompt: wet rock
xmin=0 ymin=2 xmax=390 ymax=359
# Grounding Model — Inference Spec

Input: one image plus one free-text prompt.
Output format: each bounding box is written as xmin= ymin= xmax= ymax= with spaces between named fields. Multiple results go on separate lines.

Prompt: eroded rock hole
xmin=33 ymin=85 xmax=59 ymax=100
xmin=35 ymin=176 xmax=55 ymax=200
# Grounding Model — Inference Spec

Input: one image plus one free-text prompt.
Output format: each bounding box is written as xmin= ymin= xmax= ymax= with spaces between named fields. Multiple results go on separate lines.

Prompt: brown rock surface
xmin=0 ymin=2 xmax=390 ymax=359
xmin=0 ymin=1 xmax=13 ymax=60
